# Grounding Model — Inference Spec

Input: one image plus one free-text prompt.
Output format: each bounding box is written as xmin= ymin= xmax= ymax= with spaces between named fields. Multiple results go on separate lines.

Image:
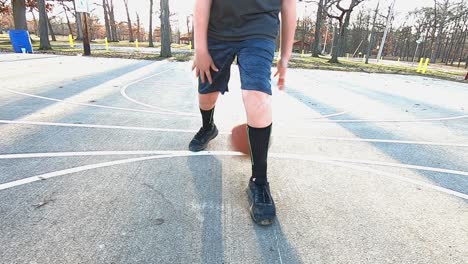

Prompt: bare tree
xmin=326 ymin=0 xmax=365 ymax=63
xmin=365 ymin=2 xmax=379 ymax=64
xmin=37 ymin=0 xmax=50 ymax=49
xmin=103 ymin=0 xmax=117 ymax=41
xmin=430 ymin=0 xmax=452 ymax=63
xmin=60 ymin=1 xmax=73 ymax=36
xmin=46 ymin=13 xmax=56 ymax=41
xmin=136 ymin=12 xmax=140 ymax=41
xmin=101 ymin=0 xmax=112 ymax=40
xmin=28 ymin=3 xmax=38 ymax=35
xmin=123 ymin=0 xmax=134 ymax=42
xmin=313 ymin=0 xmax=325 ymax=56
xmin=71 ymin=0 xmax=83 ymax=40
xmin=148 ymin=0 xmax=154 ymax=47
xmin=160 ymin=0 xmax=171 ymax=57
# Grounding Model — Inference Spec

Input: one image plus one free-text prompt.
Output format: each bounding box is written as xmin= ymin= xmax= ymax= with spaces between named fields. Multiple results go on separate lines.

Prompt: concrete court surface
xmin=0 ymin=53 xmax=467 ymax=264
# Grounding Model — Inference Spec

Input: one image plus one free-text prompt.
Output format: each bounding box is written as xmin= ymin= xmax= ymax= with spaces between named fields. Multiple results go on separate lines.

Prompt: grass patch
xmin=281 ymin=56 xmax=466 ymax=83
xmin=171 ymin=52 xmax=193 ymax=62
xmin=1 ymin=33 xmax=464 ymax=82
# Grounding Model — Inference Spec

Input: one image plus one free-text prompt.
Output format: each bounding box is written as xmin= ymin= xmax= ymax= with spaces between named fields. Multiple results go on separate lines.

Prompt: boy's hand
xmin=192 ymin=50 xmax=219 ymax=84
xmin=274 ymin=58 xmax=288 ymax=90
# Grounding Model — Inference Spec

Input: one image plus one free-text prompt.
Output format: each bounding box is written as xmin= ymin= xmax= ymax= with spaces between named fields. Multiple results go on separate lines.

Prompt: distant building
xmin=293 ymin=40 xmax=310 ymax=53
xmin=180 ymin=32 xmax=192 ymax=44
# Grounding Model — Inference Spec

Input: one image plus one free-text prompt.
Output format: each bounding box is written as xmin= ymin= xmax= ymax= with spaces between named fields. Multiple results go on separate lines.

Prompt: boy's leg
xmin=238 ymin=39 xmax=276 ymax=225
xmin=189 ymin=92 xmax=220 ymax=152
xmin=243 ymin=90 xmax=275 ymax=226
xmin=243 ymin=90 xmax=272 ymax=186
xmin=189 ymin=38 xmax=235 ymax=152
xmin=199 ymin=92 xmax=220 ymax=111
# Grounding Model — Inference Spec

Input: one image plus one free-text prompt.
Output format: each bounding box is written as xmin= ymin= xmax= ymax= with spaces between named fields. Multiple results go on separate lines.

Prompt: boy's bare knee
xmin=199 ymin=92 xmax=219 ymax=110
xmin=242 ymin=90 xmax=272 ymax=127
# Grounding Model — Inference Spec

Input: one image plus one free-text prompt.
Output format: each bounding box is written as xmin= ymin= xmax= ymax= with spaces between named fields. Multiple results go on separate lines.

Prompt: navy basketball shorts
xmin=198 ymin=37 xmax=276 ymax=96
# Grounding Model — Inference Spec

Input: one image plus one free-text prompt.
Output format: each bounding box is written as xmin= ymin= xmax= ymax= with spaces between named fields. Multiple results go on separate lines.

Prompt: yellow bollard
xmin=135 ymin=39 xmax=139 ymax=51
xmin=416 ymin=58 xmax=424 ymax=73
xmin=398 ymin=57 xmax=400 ymax=62
xmin=362 ymin=55 xmax=366 ymax=63
xmin=105 ymin=37 xmax=109 ymax=51
xmin=301 ymin=50 xmax=304 ymax=57
xmin=68 ymin=34 xmax=74 ymax=48
xmin=346 ymin=53 xmax=349 ymax=60
xmin=422 ymin=58 xmax=430 ymax=74
xmin=189 ymin=41 xmax=192 ymax=50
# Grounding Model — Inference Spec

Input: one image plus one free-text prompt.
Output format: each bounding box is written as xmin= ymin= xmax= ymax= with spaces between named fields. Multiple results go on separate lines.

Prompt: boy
xmin=190 ymin=0 xmax=296 ymax=225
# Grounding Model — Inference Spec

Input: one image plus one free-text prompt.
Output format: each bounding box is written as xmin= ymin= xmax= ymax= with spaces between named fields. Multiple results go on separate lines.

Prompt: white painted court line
xmin=1 ymin=119 xmax=468 ymax=148
xmin=0 ymin=120 xmax=205 ymax=134
xmin=286 ymin=135 xmax=468 ymax=148
xmin=0 ymin=68 xmax=195 ymax=118
xmin=0 ymin=151 xmax=466 ymax=200
xmin=1 ymin=150 xmax=467 ymax=177
xmin=314 ymin=159 xmax=468 ymax=200
xmin=120 ymin=68 xmax=198 ymax=116
xmin=3 ymin=77 xmax=467 ymax=122
xmin=0 ymin=154 xmax=177 ymax=191
xmin=122 ymin=67 xmax=352 ymax=119
xmin=309 ymin=110 xmax=352 ymax=119
xmin=308 ymin=115 xmax=468 ymax=123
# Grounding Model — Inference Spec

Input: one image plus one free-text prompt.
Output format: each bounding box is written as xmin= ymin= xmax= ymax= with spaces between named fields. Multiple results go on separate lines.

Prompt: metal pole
xmin=376 ymin=0 xmax=396 ymax=62
xmin=352 ymin=40 xmax=364 ymax=57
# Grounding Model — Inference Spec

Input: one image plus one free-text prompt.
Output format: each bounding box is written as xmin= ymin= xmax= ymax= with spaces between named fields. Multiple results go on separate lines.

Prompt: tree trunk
xmin=37 ymin=0 xmax=51 ymax=49
xmin=108 ymin=0 xmax=118 ymax=41
xmin=12 ymin=0 xmax=28 ymax=30
xmin=441 ymin=23 xmax=454 ymax=63
xmin=47 ymin=13 xmax=56 ymax=41
xmin=451 ymin=30 xmax=466 ymax=66
xmin=72 ymin=0 xmax=83 ymax=40
xmin=136 ymin=12 xmax=140 ymax=41
xmin=366 ymin=2 xmax=379 ymax=64
xmin=330 ymin=25 xmax=341 ymax=63
xmin=123 ymin=0 xmax=134 ymax=42
xmin=421 ymin=26 xmax=430 ymax=58
xmin=312 ymin=0 xmax=323 ymax=57
xmin=148 ymin=0 xmax=154 ymax=47
xmin=102 ymin=0 xmax=112 ymax=41
xmin=30 ymin=8 xmax=38 ymax=35
xmin=445 ymin=29 xmax=457 ymax=65
xmin=341 ymin=10 xmax=352 ymax=57
xmin=160 ymin=0 xmax=172 ymax=57
xmin=329 ymin=25 xmax=336 ymax=56
xmin=457 ymin=32 xmax=466 ymax=67
xmin=62 ymin=5 xmax=73 ymax=36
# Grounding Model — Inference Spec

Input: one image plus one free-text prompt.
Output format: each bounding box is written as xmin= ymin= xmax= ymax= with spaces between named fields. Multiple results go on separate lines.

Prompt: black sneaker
xmin=247 ymin=181 xmax=276 ymax=226
xmin=189 ymin=125 xmax=218 ymax=152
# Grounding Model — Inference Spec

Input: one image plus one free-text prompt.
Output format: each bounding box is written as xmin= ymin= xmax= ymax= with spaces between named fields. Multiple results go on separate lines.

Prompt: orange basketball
xmin=230 ymin=123 xmax=250 ymax=155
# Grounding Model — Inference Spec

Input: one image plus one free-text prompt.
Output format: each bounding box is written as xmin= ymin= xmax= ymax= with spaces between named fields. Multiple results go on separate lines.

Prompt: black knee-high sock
xmin=248 ymin=124 xmax=272 ymax=185
xmin=200 ymin=107 xmax=215 ymax=129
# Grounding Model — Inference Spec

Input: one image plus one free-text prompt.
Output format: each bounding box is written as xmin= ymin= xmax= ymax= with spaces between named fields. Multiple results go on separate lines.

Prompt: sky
xmin=68 ymin=0 xmax=438 ymax=33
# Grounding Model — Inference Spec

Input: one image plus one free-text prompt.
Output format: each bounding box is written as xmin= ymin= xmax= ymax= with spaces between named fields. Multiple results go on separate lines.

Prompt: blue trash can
xmin=9 ymin=30 xmax=33 ymax=53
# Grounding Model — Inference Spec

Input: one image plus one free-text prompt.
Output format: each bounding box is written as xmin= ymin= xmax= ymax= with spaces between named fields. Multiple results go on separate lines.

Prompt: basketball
xmin=230 ymin=123 xmax=250 ymax=155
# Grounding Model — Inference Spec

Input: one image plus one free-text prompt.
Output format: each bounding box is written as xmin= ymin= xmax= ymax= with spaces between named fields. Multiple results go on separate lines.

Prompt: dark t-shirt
xmin=208 ymin=0 xmax=281 ymax=41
